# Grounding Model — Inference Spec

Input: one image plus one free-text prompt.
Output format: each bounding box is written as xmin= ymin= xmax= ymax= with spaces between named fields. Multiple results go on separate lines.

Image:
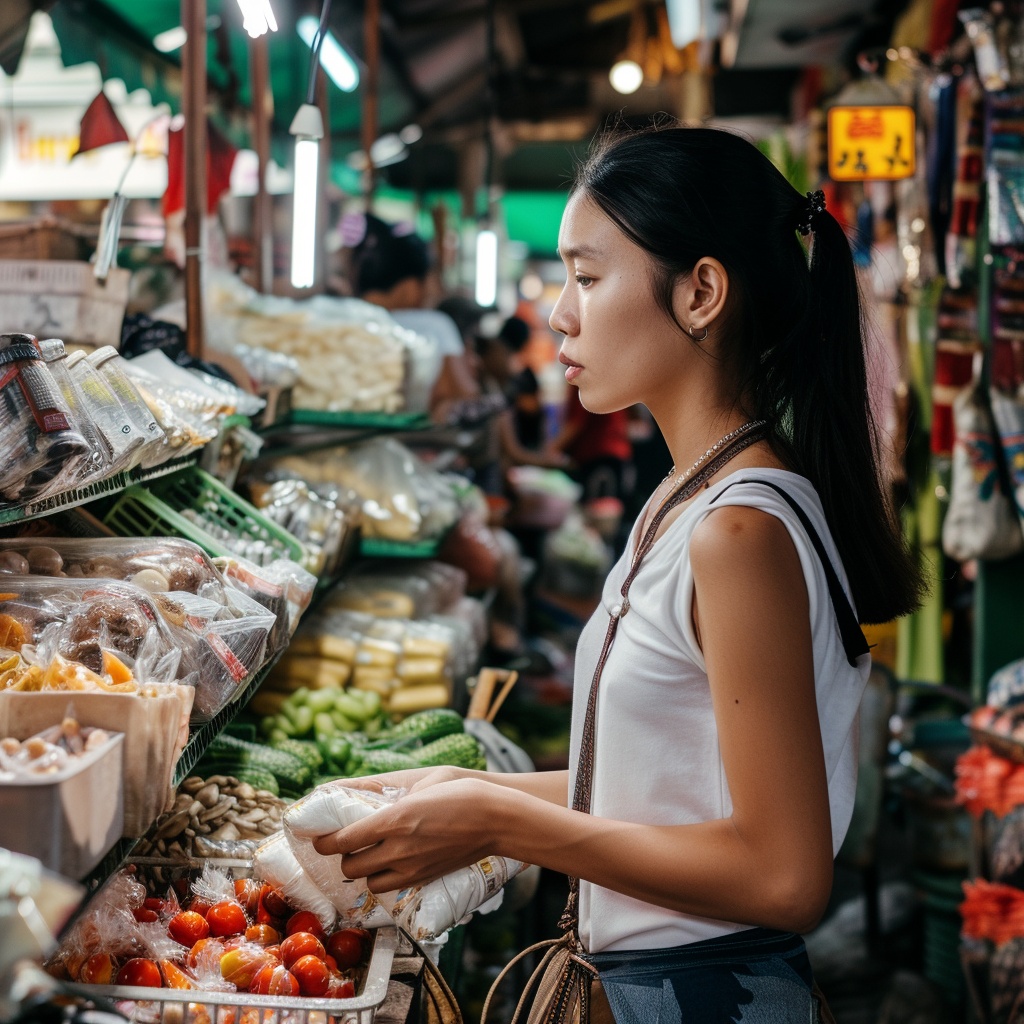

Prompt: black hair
xmin=436 ymin=295 xmax=485 ymax=341
xmin=574 ymin=124 xmax=923 ymax=624
xmin=497 ymin=316 xmax=531 ymax=353
xmin=352 ymin=214 xmax=430 ymax=296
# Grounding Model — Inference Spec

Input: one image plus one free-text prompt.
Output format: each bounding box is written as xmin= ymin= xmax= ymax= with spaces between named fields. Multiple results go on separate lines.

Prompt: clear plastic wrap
xmin=214 ymin=555 xmax=315 ymax=643
xmin=110 ymin=354 xmax=220 ymax=465
xmin=37 ymin=339 xmax=111 ymax=484
xmin=283 ymin=783 xmax=526 ymax=939
xmin=0 ymin=576 xmax=185 ymax=686
xmin=0 ymin=333 xmax=92 ymax=505
xmin=248 ymin=479 xmax=353 ymax=578
xmin=85 ymin=348 xmax=168 ymax=467
xmin=327 ymin=561 xmax=465 ymax=620
xmin=65 ymin=349 xmax=149 ymax=473
xmin=0 ymin=538 xmax=281 ymax=718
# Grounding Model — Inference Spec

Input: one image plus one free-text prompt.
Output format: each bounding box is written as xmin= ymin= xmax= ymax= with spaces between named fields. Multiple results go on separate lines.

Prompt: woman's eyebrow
xmin=557 ymin=244 xmax=603 ymax=261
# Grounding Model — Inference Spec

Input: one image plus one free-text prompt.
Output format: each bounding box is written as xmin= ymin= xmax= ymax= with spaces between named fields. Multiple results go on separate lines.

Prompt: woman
xmin=312 ymin=125 xmax=922 ymax=1021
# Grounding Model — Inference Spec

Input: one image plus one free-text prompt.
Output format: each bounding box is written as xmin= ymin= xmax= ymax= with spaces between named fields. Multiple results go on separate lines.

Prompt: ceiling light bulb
xmin=236 ymin=0 xmax=277 ymax=38
xmin=609 ymin=60 xmax=643 ymax=95
xmin=297 ymin=16 xmax=360 ymax=92
xmin=290 ymin=137 xmax=319 ymax=289
xmin=153 ymin=26 xmax=187 ymax=52
xmin=475 ymin=229 xmax=498 ymax=308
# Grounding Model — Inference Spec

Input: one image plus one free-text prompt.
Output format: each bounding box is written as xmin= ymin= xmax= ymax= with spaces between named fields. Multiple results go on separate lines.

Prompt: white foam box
xmin=0 ymin=732 xmax=124 ymax=879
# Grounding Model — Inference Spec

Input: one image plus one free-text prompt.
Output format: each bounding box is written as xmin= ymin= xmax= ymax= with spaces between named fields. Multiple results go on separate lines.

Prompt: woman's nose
xmin=549 ymin=285 xmax=578 ymax=336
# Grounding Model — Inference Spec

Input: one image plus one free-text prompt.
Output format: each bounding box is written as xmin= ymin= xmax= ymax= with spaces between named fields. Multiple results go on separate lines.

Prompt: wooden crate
xmin=0 ymin=219 xmax=83 ymax=261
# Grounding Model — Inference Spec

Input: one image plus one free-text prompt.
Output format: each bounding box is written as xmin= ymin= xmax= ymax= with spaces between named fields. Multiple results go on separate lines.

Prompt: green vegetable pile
xmin=196 ymin=688 xmax=487 ymax=799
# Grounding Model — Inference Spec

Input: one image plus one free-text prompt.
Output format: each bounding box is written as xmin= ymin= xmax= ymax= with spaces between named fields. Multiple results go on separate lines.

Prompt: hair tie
xmin=796 ymin=190 xmax=826 ymax=236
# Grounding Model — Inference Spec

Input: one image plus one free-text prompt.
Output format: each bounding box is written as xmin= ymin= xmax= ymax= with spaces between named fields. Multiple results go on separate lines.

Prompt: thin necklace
xmin=663 ymin=419 xmax=768 ymax=493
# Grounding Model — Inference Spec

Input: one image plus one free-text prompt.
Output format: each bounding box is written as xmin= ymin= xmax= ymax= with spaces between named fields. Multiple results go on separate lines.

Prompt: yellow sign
xmin=827 ymin=105 xmax=916 ymax=181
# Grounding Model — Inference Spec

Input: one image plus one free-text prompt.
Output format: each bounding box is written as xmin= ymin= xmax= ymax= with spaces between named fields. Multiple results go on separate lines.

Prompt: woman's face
xmin=549 ymin=192 xmax=689 ymax=415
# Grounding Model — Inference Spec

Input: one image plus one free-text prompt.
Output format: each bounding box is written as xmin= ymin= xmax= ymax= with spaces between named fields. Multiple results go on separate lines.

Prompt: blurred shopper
xmin=494 ymin=315 xmax=545 ymax=451
xmin=312 ymin=125 xmax=923 ymax=1023
xmin=550 ymin=386 xmax=633 ymax=505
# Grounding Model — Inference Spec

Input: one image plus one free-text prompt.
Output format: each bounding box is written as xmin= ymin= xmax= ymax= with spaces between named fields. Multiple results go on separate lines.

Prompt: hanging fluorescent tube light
xmin=236 ymin=0 xmax=278 ymax=38
xmin=297 ymin=15 xmax=359 ymax=92
xmin=289 ymin=104 xmax=324 ymax=290
xmin=153 ymin=26 xmax=188 ymax=52
xmin=475 ymin=228 xmax=498 ymax=308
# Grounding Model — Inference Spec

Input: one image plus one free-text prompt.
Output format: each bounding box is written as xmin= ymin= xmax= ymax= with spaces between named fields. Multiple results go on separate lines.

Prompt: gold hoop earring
xmin=688 ymin=324 xmax=709 ymax=342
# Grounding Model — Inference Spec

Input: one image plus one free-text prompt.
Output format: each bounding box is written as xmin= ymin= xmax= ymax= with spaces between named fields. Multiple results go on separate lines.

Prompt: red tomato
xmin=326 ymin=929 xmax=365 ymax=969
xmin=291 ymin=954 xmax=330 ymax=997
xmin=117 ymin=958 xmax=163 ymax=988
xmin=169 ymin=911 xmax=210 ymax=946
xmin=285 ymin=911 xmax=325 ymax=940
xmin=207 ymin=901 xmax=248 ymax=938
xmin=132 ymin=907 xmax=159 ymax=924
xmin=234 ymin=879 xmax=263 ymax=915
xmin=280 ymin=932 xmax=326 ymax=968
xmin=324 ymin=954 xmax=338 ymax=973
xmin=245 ymin=924 xmax=281 ymax=947
xmin=328 ymin=975 xmax=356 ymax=999
xmin=143 ymin=897 xmax=167 ymax=913
xmin=188 ymin=897 xmax=213 ymax=918
xmin=220 ymin=947 xmax=269 ymax=989
xmin=264 ymin=943 xmax=282 ymax=960
xmin=187 ymin=938 xmax=225 ymax=969
xmin=250 ymin=964 xmax=300 ymax=996
xmin=79 ymin=953 xmax=115 ymax=985
xmin=261 ymin=886 xmax=290 ymax=918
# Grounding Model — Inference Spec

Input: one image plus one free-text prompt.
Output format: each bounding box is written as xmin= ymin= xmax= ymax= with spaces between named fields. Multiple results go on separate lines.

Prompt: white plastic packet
xmin=283 ymin=783 xmax=526 ymax=939
xmin=252 ymin=831 xmax=337 ymax=931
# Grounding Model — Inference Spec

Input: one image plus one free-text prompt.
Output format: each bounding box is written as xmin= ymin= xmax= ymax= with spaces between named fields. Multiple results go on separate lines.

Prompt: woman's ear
xmin=672 ymin=257 xmax=729 ymax=337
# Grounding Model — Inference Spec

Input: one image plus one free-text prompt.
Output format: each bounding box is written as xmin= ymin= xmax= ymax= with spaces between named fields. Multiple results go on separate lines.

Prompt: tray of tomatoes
xmin=50 ymin=859 xmax=398 ymax=1024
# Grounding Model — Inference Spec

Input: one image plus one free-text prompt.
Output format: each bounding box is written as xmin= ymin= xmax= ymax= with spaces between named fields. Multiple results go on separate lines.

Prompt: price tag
xmin=827 ymin=105 xmax=916 ymax=181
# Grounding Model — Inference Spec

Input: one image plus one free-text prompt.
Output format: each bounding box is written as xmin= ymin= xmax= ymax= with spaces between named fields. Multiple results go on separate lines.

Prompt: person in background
xmin=550 ymin=385 xmax=634 ymax=505
xmin=495 ymin=315 xmax=545 ymax=452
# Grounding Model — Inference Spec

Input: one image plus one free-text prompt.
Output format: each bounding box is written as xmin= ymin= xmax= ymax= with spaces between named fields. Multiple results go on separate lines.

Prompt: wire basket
xmin=103 ymin=467 xmax=314 ymax=571
xmin=87 ymin=927 xmax=398 ymax=1024
xmin=80 ymin=857 xmax=398 ymax=1024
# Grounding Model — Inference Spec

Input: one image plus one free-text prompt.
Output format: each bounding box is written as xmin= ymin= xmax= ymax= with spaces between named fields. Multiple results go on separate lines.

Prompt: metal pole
xmin=182 ymin=0 xmax=207 ymax=358
xmin=316 ymin=66 xmax=330 ymax=293
xmin=249 ymin=33 xmax=274 ymax=293
xmin=362 ymin=0 xmax=380 ymax=210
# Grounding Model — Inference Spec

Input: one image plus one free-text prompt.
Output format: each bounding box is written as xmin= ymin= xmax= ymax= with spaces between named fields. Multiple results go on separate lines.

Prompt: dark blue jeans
xmin=583 ymin=928 xmax=823 ymax=1024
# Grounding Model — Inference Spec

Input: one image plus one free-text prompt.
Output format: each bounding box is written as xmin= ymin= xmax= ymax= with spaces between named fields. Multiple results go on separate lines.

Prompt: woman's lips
xmin=559 ymin=352 xmax=583 ymax=383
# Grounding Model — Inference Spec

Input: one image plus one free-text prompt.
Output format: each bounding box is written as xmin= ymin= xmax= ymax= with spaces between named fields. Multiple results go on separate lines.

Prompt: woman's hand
xmin=312 ymin=777 xmax=505 ymax=893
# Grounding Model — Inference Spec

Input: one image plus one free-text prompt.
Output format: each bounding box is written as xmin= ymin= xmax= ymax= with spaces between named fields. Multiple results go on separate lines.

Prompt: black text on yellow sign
xmin=827 ymin=105 xmax=916 ymax=182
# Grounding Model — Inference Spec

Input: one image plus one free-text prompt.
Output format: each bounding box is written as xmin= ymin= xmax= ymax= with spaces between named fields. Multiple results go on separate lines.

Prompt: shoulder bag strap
xmin=708 ymin=478 xmax=869 ymax=667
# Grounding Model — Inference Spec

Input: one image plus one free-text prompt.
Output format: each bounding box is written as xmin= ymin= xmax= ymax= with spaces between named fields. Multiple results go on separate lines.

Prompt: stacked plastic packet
xmin=0 ymin=332 xmax=264 ymax=509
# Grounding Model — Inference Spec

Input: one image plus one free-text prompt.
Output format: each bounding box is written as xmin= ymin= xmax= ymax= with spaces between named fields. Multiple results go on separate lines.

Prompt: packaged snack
xmin=0 ymin=333 xmax=92 ymax=504
xmin=37 ymin=339 xmax=111 ymax=483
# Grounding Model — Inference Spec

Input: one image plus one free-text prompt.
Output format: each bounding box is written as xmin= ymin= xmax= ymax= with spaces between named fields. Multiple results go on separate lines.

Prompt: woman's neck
xmin=645 ymin=378 xmax=755 ymax=479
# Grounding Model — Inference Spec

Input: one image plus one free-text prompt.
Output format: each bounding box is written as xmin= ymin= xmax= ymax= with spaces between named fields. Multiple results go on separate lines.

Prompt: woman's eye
xmin=575 ymin=274 xmax=594 ymax=287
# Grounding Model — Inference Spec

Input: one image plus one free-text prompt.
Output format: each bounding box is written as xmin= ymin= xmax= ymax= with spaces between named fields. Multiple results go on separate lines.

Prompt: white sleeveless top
xmin=568 ymin=469 xmax=871 ymax=953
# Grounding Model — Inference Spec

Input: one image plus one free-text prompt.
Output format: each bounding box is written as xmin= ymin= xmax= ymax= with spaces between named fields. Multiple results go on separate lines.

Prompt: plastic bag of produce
xmin=215 ymin=554 xmax=315 ymax=639
xmin=0 ymin=333 xmax=93 ymax=505
xmin=283 ymin=783 xmax=526 ymax=939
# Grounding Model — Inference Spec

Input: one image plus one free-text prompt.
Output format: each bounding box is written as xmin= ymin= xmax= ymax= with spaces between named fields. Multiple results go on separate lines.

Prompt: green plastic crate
xmin=103 ymin=467 xmax=313 ymax=569
xmin=284 ymin=410 xmax=430 ymax=430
